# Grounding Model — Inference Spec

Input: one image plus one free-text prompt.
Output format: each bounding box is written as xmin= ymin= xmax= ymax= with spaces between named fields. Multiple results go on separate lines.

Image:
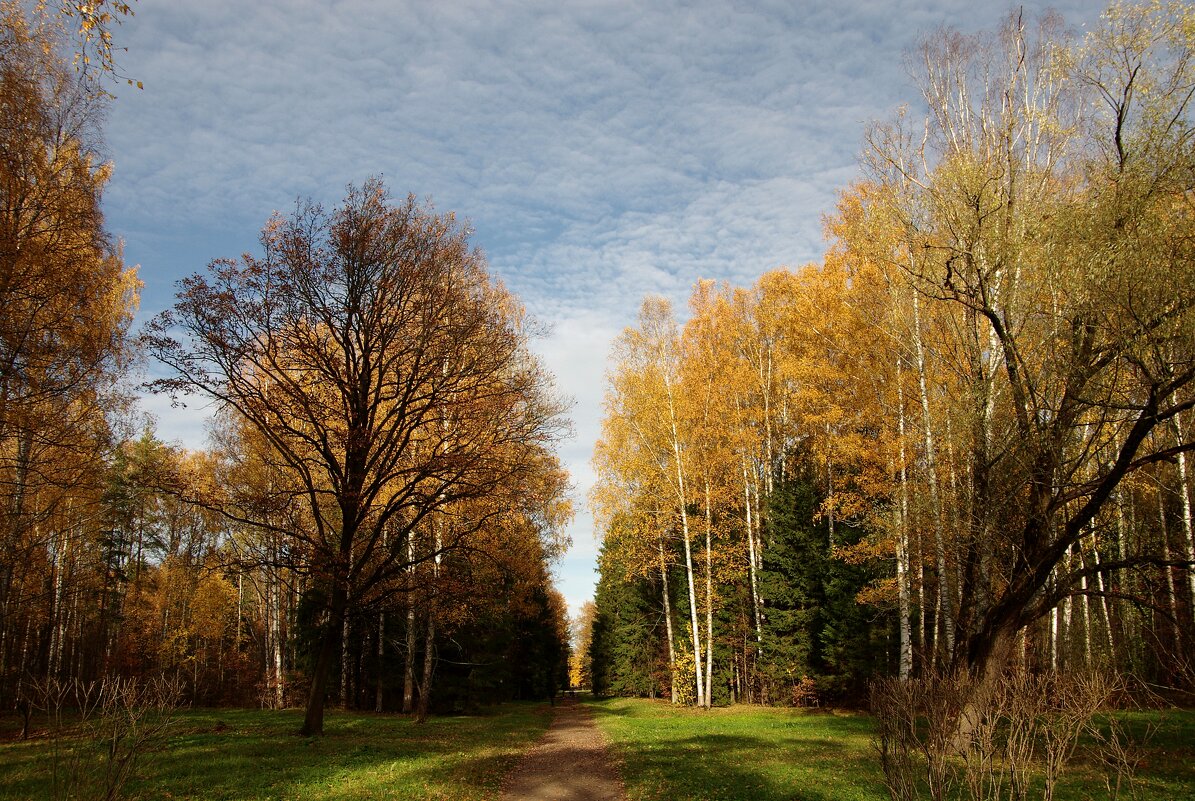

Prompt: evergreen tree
xmin=590 ymin=542 xmax=665 ymax=698
xmin=758 ymin=470 xmax=887 ymax=704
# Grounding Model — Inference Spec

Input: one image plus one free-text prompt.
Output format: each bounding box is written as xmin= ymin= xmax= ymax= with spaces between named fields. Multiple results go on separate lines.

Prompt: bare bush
xmin=26 ymin=675 xmax=185 ymax=801
xmin=871 ymin=671 xmax=1136 ymax=801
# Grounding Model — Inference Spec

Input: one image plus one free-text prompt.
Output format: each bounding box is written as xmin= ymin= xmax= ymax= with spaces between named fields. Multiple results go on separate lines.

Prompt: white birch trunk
xmin=912 ymin=291 xmax=954 ymax=657
xmin=1062 ymin=549 xmax=1073 ymax=668
xmin=680 ymin=510 xmax=703 ymax=707
xmin=403 ymin=535 xmax=416 ymax=714
xmin=895 ymin=356 xmax=913 ymax=680
xmin=271 ymin=568 xmax=285 ymax=708
xmin=1091 ymin=544 xmax=1116 ymax=662
xmin=417 ymin=525 xmax=443 ymax=722
xmin=1174 ymin=413 xmax=1195 ymax=610
xmin=1094 ymin=552 xmax=1113 ymax=664
xmin=666 ymin=380 xmax=703 ymax=707
xmin=658 ymin=535 xmax=678 ymax=704
xmin=743 ymin=460 xmax=763 ymax=652
xmin=1158 ymin=490 xmax=1183 ymax=649
xmin=703 ymin=480 xmax=714 ymax=709
xmin=1050 ymin=603 xmax=1059 ymax=672
xmin=48 ymin=528 xmax=66 ymax=677
xmin=1079 ymin=549 xmax=1093 ymax=666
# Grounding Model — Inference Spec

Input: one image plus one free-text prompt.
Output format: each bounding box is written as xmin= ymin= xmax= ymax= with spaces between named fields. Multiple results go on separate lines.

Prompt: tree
xmin=145 ymin=179 xmax=569 ymax=735
xmin=0 ymin=1 xmax=138 ymax=701
xmin=570 ymin=600 xmax=596 ymax=690
xmin=31 ymin=0 xmax=140 ymax=88
xmin=848 ymin=3 xmax=1195 ymax=693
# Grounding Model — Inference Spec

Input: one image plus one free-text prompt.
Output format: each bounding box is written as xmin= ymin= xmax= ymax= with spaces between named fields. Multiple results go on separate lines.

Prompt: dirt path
xmin=499 ymin=696 xmax=626 ymax=801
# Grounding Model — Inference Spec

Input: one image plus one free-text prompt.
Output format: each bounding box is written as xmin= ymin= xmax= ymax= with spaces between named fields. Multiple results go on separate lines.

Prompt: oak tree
xmin=146 ymin=180 xmax=569 ymax=734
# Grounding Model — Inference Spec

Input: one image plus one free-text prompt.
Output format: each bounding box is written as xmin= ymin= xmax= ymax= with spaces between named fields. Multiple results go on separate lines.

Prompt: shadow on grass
xmin=583 ymin=700 xmax=1195 ymax=801
xmin=585 ymin=700 xmax=886 ymax=801
xmin=614 ymin=733 xmax=882 ymax=801
xmin=0 ymin=703 xmax=554 ymax=801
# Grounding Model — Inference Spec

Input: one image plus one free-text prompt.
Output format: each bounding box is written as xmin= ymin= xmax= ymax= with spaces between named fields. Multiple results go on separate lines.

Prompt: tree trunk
xmin=375 ymin=611 xmax=385 ymax=713
xmin=300 ymin=583 xmax=348 ymax=736
xmin=416 ymin=608 xmax=435 ymax=723
xmin=271 ymin=569 xmax=285 ymax=709
xmin=1175 ymin=414 xmax=1195 ymax=612
xmin=667 ymin=391 xmax=703 ymax=707
xmin=1079 ymin=549 xmax=1093 ymax=666
xmin=658 ymin=535 xmax=678 ymax=704
xmin=1050 ymin=603 xmax=1060 ymax=671
xmin=913 ymin=290 xmax=954 ymax=658
xmin=680 ymin=512 xmax=703 ymax=707
xmin=403 ymin=535 xmax=417 ymax=714
xmin=703 ymin=480 xmax=714 ymax=709
xmin=1159 ymin=492 xmax=1183 ymax=651
xmin=743 ymin=461 xmax=763 ymax=658
xmin=952 ymin=621 xmax=1019 ymax=749
xmin=340 ymin=592 xmax=352 ymax=708
xmin=416 ymin=524 xmax=442 ymax=723
xmin=1091 ymin=544 xmax=1116 ymax=663
xmin=1063 ymin=549 xmax=1073 ymax=669
xmin=403 ymin=603 xmax=417 ymax=713
xmin=895 ymin=355 xmax=913 ymax=680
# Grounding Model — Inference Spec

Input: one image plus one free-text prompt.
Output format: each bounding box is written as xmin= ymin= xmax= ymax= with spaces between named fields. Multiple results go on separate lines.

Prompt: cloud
xmin=103 ymin=0 xmax=1108 ymax=610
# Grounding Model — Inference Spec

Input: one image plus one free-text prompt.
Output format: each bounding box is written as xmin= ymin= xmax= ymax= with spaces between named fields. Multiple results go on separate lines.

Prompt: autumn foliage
xmin=589 ymin=3 xmax=1195 ymax=706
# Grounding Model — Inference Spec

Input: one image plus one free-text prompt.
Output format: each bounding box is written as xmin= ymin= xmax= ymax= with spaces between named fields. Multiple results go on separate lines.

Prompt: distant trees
xmin=591 ymin=274 xmax=891 ymax=706
xmin=146 ymin=179 xmax=571 ymax=734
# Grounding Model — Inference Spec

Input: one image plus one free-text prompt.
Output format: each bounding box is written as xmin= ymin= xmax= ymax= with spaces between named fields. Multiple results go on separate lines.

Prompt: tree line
xmin=1 ymin=2 xmax=571 ymax=736
xmin=586 ymin=2 xmax=1195 ymax=708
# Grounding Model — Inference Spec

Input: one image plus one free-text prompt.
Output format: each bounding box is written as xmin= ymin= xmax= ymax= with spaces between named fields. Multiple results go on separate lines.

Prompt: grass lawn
xmin=0 ymin=703 xmax=551 ymax=801
xmin=588 ymin=697 xmax=886 ymax=801
xmin=587 ymin=697 xmax=1195 ymax=801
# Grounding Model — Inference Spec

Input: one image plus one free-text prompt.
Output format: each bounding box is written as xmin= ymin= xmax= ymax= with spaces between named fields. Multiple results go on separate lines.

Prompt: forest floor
xmin=499 ymin=695 xmax=626 ymax=801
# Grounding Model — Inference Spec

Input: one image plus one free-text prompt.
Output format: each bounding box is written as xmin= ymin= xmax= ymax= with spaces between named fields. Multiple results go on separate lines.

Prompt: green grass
xmin=4 ymin=699 xmax=1192 ymax=801
xmin=586 ymin=697 xmax=1195 ymax=801
xmin=1059 ymin=709 xmax=1195 ymax=801
xmin=0 ymin=703 xmax=552 ymax=800
xmin=587 ymin=697 xmax=885 ymax=801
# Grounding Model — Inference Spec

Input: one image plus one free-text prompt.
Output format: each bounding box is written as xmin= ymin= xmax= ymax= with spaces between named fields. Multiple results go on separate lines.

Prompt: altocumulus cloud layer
xmin=104 ymin=0 xmax=1104 ymax=613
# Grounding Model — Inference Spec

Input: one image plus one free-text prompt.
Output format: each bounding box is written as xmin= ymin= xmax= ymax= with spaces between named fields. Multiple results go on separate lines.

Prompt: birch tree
xmin=849 ymin=3 xmax=1195 ymax=692
xmin=594 ymin=297 xmax=708 ymax=705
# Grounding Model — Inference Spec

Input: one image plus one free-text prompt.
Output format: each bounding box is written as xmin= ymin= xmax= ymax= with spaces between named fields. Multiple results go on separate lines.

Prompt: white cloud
xmin=106 ymin=0 xmax=1108 ymax=606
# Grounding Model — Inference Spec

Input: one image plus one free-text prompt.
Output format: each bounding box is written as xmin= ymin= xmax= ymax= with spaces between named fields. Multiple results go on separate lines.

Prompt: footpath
xmin=499 ymin=696 xmax=627 ymax=801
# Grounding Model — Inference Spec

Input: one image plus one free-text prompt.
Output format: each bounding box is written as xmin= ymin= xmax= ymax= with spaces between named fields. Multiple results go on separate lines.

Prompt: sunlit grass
xmin=0 ymin=703 xmax=551 ymax=800
xmin=587 ymin=697 xmax=1195 ymax=801
xmin=4 ymin=697 xmax=1191 ymax=800
xmin=588 ymin=697 xmax=885 ymax=801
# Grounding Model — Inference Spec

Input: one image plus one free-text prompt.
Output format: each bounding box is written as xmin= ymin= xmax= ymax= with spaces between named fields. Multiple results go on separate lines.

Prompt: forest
xmin=0 ymin=1 xmax=573 ymax=739
xmin=4 ymin=1 xmax=1195 ymax=799
xmin=2 ymin=0 xmax=1195 ymax=791
xmin=583 ymin=2 xmax=1195 ymax=711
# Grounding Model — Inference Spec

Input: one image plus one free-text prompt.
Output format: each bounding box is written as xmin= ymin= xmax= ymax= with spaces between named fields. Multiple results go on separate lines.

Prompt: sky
xmin=101 ymin=0 xmax=1106 ymax=619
